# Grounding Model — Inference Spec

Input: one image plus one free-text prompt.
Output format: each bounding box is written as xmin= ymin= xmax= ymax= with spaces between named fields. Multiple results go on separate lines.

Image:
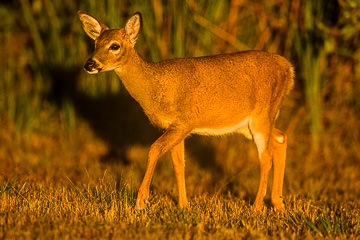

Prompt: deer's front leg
xmin=136 ymin=126 xmax=189 ymax=210
xmin=171 ymin=140 xmax=188 ymax=208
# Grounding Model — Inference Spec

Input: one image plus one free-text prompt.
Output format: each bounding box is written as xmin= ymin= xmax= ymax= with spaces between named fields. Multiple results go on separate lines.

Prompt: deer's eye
xmin=109 ymin=43 xmax=120 ymax=50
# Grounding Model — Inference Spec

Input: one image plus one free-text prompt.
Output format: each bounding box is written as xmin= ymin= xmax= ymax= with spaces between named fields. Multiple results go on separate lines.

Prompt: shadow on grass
xmin=47 ymin=64 xmax=158 ymax=164
xmin=187 ymin=135 xmax=224 ymax=186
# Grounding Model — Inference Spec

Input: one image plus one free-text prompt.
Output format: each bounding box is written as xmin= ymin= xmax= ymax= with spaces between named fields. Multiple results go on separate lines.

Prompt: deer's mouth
xmin=85 ymin=68 xmax=102 ymax=74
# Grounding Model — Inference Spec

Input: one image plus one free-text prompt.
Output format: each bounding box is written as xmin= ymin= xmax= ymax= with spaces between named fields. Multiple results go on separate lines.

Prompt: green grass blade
xmin=304 ymin=218 xmax=320 ymax=234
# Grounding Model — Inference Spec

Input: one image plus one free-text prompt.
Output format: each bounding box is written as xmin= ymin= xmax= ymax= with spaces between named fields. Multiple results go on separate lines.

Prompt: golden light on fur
xmin=78 ymin=10 xmax=294 ymax=211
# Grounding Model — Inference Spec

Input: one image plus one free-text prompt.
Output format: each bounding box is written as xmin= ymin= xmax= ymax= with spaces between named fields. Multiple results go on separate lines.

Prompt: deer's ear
xmin=78 ymin=10 xmax=108 ymax=40
xmin=125 ymin=12 xmax=142 ymax=46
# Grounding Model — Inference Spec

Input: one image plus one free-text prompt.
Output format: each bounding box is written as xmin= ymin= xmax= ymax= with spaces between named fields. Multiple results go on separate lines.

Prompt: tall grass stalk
xmin=293 ymin=0 xmax=326 ymax=151
xmin=303 ymin=44 xmax=323 ymax=151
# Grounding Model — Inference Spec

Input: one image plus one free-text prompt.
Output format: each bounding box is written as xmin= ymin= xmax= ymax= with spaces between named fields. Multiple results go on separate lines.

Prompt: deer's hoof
xmin=135 ymin=198 xmax=148 ymax=210
xmin=272 ymin=200 xmax=286 ymax=212
xmin=252 ymin=201 xmax=263 ymax=212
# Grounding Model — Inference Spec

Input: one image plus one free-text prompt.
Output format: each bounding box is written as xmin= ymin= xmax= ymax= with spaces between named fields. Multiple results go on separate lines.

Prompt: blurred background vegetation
xmin=0 ymin=0 xmax=359 ymax=201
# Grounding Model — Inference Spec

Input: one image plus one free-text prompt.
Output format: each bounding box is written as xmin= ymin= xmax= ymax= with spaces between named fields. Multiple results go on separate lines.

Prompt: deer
xmin=78 ymin=10 xmax=294 ymax=211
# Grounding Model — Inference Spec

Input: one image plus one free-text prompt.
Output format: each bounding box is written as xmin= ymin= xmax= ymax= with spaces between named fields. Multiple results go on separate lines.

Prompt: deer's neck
xmin=114 ymin=49 xmax=157 ymax=111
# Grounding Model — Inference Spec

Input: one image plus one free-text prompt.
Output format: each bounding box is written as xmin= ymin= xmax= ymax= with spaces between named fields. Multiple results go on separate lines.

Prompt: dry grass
xmin=1 ymin=118 xmax=360 ymax=239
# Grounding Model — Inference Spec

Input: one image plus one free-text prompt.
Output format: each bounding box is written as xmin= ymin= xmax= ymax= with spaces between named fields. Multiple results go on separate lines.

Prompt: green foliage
xmin=1 ymin=0 xmax=359 ymax=148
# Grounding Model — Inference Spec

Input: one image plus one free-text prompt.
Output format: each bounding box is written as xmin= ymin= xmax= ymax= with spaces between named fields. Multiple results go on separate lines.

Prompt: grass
xmin=1 ymin=170 xmax=359 ymax=239
xmin=1 ymin=0 xmax=360 ymax=239
xmin=1 ymin=183 xmax=360 ymax=239
xmin=1 ymin=119 xmax=360 ymax=239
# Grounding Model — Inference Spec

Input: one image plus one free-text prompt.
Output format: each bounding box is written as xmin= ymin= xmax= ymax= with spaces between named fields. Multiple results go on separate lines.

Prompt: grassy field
xmin=1 ymin=0 xmax=360 ymax=239
xmin=1 ymin=120 xmax=360 ymax=239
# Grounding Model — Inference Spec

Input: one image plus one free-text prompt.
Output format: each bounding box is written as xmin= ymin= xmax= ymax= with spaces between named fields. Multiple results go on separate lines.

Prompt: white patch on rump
xmin=192 ymin=117 xmax=249 ymax=136
xmin=274 ymin=134 xmax=285 ymax=144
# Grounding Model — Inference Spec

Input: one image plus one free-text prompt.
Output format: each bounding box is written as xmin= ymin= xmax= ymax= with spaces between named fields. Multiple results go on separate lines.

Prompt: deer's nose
xmin=84 ymin=58 xmax=96 ymax=72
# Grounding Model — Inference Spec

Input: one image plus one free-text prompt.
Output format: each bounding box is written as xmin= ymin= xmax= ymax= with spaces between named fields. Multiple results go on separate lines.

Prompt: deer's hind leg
xmin=250 ymin=116 xmax=273 ymax=211
xmin=270 ymin=128 xmax=287 ymax=211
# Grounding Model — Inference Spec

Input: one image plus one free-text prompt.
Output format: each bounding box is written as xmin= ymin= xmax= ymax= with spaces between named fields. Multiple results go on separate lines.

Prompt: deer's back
xmin=144 ymin=50 xmax=293 ymax=130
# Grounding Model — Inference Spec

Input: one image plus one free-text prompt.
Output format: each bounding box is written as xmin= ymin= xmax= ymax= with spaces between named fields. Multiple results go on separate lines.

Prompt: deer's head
xmin=78 ymin=11 xmax=142 ymax=74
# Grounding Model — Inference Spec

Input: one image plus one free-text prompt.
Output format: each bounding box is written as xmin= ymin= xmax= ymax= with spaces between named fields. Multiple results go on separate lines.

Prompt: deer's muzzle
xmin=84 ymin=58 xmax=101 ymax=74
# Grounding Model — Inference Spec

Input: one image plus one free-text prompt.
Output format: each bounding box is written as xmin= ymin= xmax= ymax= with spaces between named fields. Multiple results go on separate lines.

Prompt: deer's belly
xmin=192 ymin=117 xmax=250 ymax=136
